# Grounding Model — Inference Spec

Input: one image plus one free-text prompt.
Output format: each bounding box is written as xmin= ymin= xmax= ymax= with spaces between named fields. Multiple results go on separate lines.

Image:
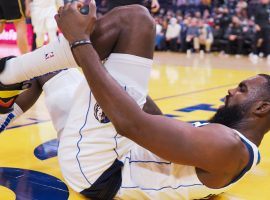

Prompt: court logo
xmin=94 ymin=103 xmax=110 ymax=124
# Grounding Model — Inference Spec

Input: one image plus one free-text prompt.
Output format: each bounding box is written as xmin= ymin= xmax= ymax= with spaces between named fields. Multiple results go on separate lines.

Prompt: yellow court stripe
xmin=0 ymin=90 xmax=22 ymax=98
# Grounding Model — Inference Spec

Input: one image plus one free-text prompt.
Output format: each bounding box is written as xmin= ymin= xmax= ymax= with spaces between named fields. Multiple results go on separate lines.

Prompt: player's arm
xmin=74 ymin=43 xmax=245 ymax=173
xmin=56 ymin=2 xmax=247 ymax=175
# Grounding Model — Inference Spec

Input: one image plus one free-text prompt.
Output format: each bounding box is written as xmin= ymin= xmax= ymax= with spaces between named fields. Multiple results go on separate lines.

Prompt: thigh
xmin=91 ymin=5 xmax=155 ymax=60
xmin=13 ymin=19 xmax=27 ymax=34
xmin=58 ymin=79 xmax=134 ymax=192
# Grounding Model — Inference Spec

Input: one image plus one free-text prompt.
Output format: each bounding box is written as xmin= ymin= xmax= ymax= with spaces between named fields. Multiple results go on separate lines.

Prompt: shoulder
xmin=197 ymin=124 xmax=249 ymax=174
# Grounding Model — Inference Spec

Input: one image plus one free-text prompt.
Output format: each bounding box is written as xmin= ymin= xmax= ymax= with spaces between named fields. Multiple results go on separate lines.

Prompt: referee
xmin=0 ymin=0 xmax=29 ymax=54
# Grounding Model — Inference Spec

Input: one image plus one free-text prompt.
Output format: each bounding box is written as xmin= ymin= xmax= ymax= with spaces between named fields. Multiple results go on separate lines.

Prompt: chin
xmin=218 ymin=105 xmax=225 ymax=109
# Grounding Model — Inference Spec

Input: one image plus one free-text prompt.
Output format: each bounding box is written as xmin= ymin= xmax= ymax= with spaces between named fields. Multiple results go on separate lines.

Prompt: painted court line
xmin=154 ymin=83 xmax=237 ymax=102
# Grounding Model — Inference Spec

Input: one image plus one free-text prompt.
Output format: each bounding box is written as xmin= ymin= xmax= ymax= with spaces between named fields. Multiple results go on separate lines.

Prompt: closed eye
xmin=239 ymin=83 xmax=247 ymax=92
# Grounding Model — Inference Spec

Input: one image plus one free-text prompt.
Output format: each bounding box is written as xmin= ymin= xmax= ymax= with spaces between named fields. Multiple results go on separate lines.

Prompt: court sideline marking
xmin=154 ymin=83 xmax=237 ymax=102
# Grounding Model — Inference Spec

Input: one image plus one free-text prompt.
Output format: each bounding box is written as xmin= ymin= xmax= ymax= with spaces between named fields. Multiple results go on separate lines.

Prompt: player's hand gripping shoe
xmin=0 ymin=56 xmax=31 ymax=114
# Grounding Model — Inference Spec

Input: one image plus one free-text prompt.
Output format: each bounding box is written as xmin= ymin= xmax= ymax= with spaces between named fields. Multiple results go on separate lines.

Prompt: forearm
xmin=15 ymin=79 xmax=42 ymax=112
xmin=71 ymin=45 xmax=195 ymax=164
xmin=72 ymin=44 xmax=144 ymax=133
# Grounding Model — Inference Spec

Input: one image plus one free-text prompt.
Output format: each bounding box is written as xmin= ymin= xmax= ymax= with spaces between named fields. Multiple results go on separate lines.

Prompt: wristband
xmin=70 ymin=39 xmax=92 ymax=50
xmin=13 ymin=103 xmax=24 ymax=117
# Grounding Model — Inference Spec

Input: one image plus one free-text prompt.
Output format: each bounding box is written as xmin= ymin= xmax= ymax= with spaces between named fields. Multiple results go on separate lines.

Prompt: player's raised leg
xmin=0 ymin=5 xmax=154 ymax=114
xmin=0 ymin=5 xmax=153 ymax=86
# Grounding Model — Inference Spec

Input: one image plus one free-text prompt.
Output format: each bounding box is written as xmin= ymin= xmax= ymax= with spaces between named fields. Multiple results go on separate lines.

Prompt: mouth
xmin=224 ymin=95 xmax=230 ymax=106
xmin=219 ymin=96 xmax=229 ymax=109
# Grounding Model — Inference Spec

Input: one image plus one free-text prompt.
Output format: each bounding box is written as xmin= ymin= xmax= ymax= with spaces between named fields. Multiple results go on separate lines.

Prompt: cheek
xmin=229 ymin=95 xmax=246 ymax=106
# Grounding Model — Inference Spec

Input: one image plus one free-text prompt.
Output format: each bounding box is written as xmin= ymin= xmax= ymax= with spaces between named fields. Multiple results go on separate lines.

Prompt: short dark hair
xmin=258 ymin=74 xmax=270 ymax=100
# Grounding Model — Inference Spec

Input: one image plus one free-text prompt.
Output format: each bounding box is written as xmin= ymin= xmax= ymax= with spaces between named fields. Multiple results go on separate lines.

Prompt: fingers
xmin=70 ymin=0 xmax=84 ymax=10
xmin=88 ymin=0 xmax=97 ymax=17
xmin=54 ymin=13 xmax=60 ymax=23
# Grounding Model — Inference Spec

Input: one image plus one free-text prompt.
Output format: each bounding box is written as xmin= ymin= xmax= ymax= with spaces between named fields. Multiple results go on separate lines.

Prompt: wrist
xmin=70 ymin=39 xmax=92 ymax=51
xmin=13 ymin=103 xmax=24 ymax=117
xmin=68 ymin=35 xmax=90 ymax=45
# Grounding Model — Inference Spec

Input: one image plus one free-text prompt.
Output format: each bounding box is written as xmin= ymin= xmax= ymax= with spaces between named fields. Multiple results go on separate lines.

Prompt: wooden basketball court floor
xmin=1 ymin=46 xmax=270 ymax=200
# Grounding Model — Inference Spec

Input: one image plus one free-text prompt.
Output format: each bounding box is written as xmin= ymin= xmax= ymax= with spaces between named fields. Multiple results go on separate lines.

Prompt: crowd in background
xmin=153 ymin=0 xmax=270 ymax=59
xmin=1 ymin=0 xmax=270 ymax=59
xmin=96 ymin=0 xmax=270 ymax=59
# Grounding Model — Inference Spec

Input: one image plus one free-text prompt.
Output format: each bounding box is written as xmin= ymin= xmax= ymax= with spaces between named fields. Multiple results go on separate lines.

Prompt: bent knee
xmin=115 ymin=5 xmax=155 ymax=32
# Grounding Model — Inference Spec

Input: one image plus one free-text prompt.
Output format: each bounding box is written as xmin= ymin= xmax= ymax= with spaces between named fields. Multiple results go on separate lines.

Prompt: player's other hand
xmin=55 ymin=0 xmax=97 ymax=44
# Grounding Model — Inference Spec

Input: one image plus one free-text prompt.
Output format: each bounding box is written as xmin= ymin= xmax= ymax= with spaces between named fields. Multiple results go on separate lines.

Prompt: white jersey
xmin=118 ymin=123 xmax=260 ymax=199
xmin=43 ymin=54 xmax=260 ymax=199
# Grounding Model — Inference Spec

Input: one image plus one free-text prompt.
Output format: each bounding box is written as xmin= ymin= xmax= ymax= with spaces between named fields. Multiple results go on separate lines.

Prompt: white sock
xmin=0 ymin=35 xmax=78 ymax=85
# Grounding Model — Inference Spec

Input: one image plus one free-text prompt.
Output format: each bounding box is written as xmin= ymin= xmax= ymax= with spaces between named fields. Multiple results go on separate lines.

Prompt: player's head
xmin=209 ymin=74 xmax=270 ymax=130
xmin=261 ymin=0 xmax=270 ymax=5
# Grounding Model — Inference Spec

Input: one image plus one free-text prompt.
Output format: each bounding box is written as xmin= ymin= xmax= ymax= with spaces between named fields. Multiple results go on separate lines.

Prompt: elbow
xmin=113 ymin=120 xmax=136 ymax=138
xmin=113 ymin=113 xmax=145 ymax=138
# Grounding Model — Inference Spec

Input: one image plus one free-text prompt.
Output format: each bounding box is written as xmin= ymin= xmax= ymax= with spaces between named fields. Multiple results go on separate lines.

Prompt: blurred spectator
xmin=93 ymin=0 xmax=270 ymax=58
xmin=214 ymin=7 xmax=231 ymax=35
xmin=0 ymin=0 xmax=29 ymax=54
xmin=166 ymin=17 xmax=181 ymax=51
xmin=236 ymin=0 xmax=248 ymax=10
xmin=26 ymin=0 xmax=63 ymax=48
xmin=243 ymin=19 xmax=257 ymax=55
xmin=155 ymin=17 xmax=166 ymax=50
xmin=225 ymin=16 xmax=244 ymax=56
xmin=253 ymin=0 xmax=270 ymax=58
xmin=197 ymin=19 xmax=213 ymax=53
xmin=179 ymin=18 xmax=189 ymax=52
xmin=212 ymin=24 xmax=226 ymax=52
xmin=186 ymin=18 xmax=199 ymax=52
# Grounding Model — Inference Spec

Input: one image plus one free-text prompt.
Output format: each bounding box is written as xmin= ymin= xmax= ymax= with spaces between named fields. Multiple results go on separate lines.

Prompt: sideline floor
xmin=0 ymin=48 xmax=270 ymax=200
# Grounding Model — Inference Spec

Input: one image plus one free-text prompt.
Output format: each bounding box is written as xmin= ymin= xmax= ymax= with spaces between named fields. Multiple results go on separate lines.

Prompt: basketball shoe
xmin=0 ymin=56 xmax=31 ymax=114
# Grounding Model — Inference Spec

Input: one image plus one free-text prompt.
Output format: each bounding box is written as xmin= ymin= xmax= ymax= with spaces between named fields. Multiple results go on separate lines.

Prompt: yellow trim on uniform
xmin=17 ymin=0 xmax=25 ymax=18
xmin=5 ymin=17 xmax=25 ymax=23
xmin=0 ymin=90 xmax=22 ymax=98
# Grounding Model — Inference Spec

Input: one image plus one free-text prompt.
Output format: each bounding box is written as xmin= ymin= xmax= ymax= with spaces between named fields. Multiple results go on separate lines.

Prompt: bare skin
xmin=56 ymin=1 xmax=270 ymax=190
xmin=13 ymin=19 xmax=29 ymax=54
xmin=0 ymin=18 xmax=29 ymax=54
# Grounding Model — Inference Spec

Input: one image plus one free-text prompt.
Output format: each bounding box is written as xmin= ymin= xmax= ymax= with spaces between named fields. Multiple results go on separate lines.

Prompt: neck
xmin=233 ymin=118 xmax=268 ymax=146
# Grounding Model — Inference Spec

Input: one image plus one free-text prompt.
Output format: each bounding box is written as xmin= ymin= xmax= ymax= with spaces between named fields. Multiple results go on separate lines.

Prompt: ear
xmin=254 ymin=101 xmax=270 ymax=116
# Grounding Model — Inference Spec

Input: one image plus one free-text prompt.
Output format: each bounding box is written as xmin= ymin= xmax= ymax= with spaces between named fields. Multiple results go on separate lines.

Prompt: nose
xmin=228 ymin=87 xmax=236 ymax=96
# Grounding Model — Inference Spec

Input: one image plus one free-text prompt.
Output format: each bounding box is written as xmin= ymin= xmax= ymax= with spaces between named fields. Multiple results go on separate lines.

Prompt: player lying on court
xmin=0 ymin=1 xmax=269 ymax=200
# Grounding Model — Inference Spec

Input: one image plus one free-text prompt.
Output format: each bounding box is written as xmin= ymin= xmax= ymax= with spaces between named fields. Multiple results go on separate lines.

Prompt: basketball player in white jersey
xmin=25 ymin=0 xmax=63 ymax=47
xmin=0 ymin=1 xmax=268 ymax=199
